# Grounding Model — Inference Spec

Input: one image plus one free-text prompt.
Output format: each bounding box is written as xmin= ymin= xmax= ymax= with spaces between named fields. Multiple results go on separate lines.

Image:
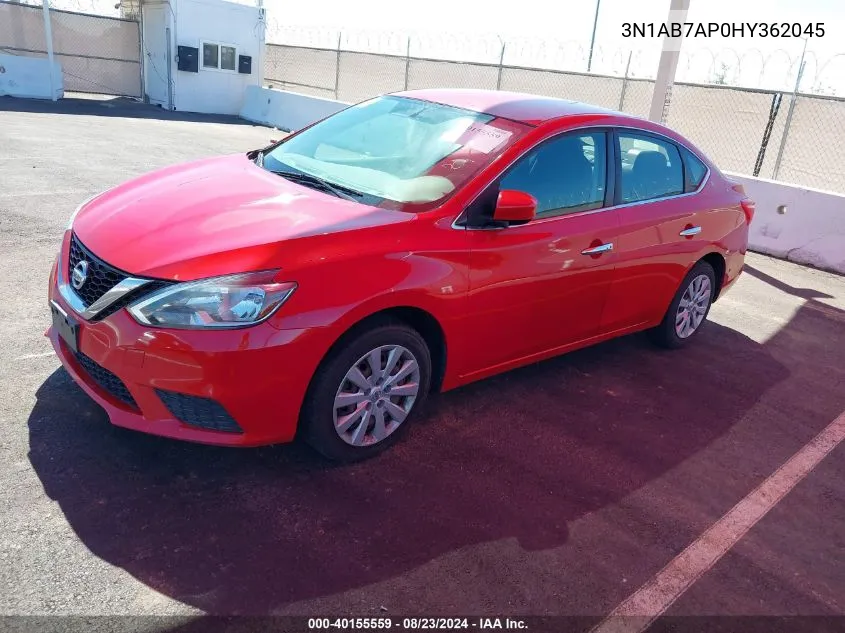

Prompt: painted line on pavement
xmin=592 ymin=410 xmax=845 ymax=633
xmin=14 ymin=351 xmax=55 ymax=361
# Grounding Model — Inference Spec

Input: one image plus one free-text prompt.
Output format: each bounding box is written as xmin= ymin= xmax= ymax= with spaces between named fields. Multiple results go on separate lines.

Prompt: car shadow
xmin=27 ymin=317 xmax=789 ymax=615
xmin=742 ymin=264 xmax=834 ymax=300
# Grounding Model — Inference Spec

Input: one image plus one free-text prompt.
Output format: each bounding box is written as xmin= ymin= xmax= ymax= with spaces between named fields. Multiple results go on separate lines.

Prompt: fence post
xmin=496 ymin=40 xmax=506 ymax=91
xmin=618 ymin=50 xmax=632 ymax=112
xmin=41 ymin=0 xmax=57 ymax=101
xmin=587 ymin=0 xmax=601 ymax=72
xmin=333 ymin=32 xmax=341 ymax=100
xmin=772 ymin=59 xmax=806 ymax=181
xmin=753 ymin=92 xmax=783 ymax=177
xmin=403 ymin=35 xmax=411 ymax=91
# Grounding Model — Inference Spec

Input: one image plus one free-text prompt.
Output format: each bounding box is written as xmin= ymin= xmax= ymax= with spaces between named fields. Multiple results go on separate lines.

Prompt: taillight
xmin=740 ymin=198 xmax=756 ymax=224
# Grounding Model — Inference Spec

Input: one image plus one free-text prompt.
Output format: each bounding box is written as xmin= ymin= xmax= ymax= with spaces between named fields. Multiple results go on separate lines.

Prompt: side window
xmin=220 ymin=46 xmax=237 ymax=71
xmin=500 ymin=131 xmax=606 ymax=218
xmin=682 ymin=148 xmax=708 ymax=192
xmin=617 ymin=133 xmax=684 ymax=203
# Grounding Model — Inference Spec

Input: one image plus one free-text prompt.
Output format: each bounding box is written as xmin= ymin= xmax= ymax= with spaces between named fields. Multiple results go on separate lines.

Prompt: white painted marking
xmin=593 ymin=411 xmax=845 ymax=633
xmin=0 ymin=190 xmax=88 ymax=198
xmin=14 ymin=351 xmax=55 ymax=361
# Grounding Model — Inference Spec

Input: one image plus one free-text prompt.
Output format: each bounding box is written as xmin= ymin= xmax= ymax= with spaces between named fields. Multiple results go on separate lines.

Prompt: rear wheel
xmin=301 ymin=322 xmax=431 ymax=461
xmin=649 ymin=261 xmax=716 ymax=349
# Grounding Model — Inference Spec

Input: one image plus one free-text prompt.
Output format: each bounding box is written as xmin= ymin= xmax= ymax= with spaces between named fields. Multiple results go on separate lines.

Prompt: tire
xmin=649 ymin=260 xmax=717 ymax=349
xmin=300 ymin=321 xmax=432 ymax=462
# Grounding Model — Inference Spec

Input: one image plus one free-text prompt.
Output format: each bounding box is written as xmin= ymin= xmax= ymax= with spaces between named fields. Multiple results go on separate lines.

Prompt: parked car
xmin=48 ymin=89 xmax=754 ymax=461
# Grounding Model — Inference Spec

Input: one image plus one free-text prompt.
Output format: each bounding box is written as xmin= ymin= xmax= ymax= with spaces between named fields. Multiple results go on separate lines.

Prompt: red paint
xmin=740 ymin=198 xmax=756 ymax=224
xmin=48 ymin=90 xmax=748 ymax=447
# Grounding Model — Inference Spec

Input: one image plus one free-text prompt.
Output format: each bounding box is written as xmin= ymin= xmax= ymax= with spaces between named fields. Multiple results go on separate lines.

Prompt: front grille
xmin=94 ymin=280 xmax=172 ymax=321
xmin=67 ymin=234 xmax=172 ymax=321
xmin=68 ymin=234 xmax=128 ymax=308
xmin=73 ymin=350 xmax=138 ymax=409
xmin=155 ymin=389 xmax=243 ymax=433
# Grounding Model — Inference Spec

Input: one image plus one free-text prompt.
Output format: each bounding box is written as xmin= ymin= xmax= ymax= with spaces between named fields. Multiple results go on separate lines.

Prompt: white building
xmin=141 ymin=0 xmax=264 ymax=115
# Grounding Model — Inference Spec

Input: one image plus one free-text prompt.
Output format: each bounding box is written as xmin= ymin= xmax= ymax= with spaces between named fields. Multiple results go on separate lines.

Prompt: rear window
xmin=617 ymin=132 xmax=684 ymax=203
xmin=683 ymin=148 xmax=708 ymax=192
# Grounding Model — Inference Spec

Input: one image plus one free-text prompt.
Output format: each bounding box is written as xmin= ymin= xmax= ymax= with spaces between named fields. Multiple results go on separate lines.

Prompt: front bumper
xmin=47 ymin=260 xmax=331 ymax=447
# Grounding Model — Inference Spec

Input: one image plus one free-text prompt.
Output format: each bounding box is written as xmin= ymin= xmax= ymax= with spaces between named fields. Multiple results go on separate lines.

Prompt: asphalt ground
xmin=1 ymin=96 xmax=844 ymax=630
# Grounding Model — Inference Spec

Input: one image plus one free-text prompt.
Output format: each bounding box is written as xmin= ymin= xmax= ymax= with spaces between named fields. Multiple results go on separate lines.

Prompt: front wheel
xmin=300 ymin=322 xmax=432 ymax=461
xmin=649 ymin=261 xmax=716 ymax=349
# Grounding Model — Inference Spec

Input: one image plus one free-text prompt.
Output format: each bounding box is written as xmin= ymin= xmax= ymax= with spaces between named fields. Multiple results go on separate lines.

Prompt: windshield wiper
xmin=268 ymin=169 xmax=362 ymax=201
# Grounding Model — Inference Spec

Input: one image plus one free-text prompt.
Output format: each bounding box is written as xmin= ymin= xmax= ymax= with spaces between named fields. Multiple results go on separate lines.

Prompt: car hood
xmin=72 ymin=154 xmax=412 ymax=280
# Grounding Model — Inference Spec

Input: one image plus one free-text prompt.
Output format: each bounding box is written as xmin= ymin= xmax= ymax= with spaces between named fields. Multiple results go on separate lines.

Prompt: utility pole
xmin=42 ymin=0 xmax=57 ymax=100
xmin=648 ymin=0 xmax=690 ymax=123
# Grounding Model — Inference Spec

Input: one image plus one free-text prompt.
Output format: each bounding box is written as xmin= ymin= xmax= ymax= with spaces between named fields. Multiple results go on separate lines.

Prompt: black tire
xmin=300 ymin=321 xmax=432 ymax=462
xmin=649 ymin=260 xmax=717 ymax=349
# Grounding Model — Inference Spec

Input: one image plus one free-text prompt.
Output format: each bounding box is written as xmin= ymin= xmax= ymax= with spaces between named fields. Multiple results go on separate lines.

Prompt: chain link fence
xmin=0 ymin=0 xmax=141 ymax=97
xmin=773 ymin=94 xmax=845 ymax=191
xmin=264 ymin=39 xmax=845 ymax=195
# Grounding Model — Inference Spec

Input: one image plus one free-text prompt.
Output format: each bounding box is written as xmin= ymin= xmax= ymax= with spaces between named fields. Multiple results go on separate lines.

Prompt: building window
xmin=220 ymin=46 xmax=237 ymax=71
xmin=202 ymin=43 xmax=218 ymax=69
xmin=201 ymin=41 xmax=238 ymax=72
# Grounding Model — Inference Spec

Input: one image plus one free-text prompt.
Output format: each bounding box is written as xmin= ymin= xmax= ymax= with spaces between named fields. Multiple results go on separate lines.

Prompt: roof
xmin=391 ymin=88 xmax=621 ymax=126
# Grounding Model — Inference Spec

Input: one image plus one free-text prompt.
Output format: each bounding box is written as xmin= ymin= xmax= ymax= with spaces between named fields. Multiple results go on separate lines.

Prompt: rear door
xmin=599 ymin=129 xmax=714 ymax=333
xmin=462 ymin=129 xmax=622 ymax=376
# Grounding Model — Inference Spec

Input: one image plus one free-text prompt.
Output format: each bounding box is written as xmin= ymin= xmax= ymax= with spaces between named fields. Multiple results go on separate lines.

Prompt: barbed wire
xmin=11 ymin=0 xmax=113 ymax=14
xmin=7 ymin=0 xmax=843 ymax=96
xmin=265 ymin=23 xmax=845 ymax=95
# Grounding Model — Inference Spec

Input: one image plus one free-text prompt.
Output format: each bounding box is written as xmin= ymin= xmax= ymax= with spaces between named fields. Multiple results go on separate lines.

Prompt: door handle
xmin=679 ymin=226 xmax=702 ymax=237
xmin=581 ymin=242 xmax=614 ymax=256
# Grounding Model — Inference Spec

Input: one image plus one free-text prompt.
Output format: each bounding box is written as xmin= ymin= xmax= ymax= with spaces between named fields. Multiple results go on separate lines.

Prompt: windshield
xmin=260 ymin=96 xmax=531 ymax=211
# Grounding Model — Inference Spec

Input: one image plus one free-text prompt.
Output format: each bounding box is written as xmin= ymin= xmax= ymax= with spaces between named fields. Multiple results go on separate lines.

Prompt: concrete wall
xmin=0 ymin=53 xmax=63 ymax=100
xmin=239 ymin=85 xmax=348 ymax=132
xmin=0 ymin=2 xmax=141 ymax=97
xmin=729 ymin=173 xmax=845 ymax=274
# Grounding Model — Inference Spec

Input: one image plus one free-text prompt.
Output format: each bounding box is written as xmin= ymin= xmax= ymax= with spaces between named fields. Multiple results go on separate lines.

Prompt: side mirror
xmin=493 ymin=189 xmax=537 ymax=225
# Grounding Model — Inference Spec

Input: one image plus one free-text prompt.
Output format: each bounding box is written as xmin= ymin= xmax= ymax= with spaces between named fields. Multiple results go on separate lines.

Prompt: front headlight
xmin=128 ymin=270 xmax=297 ymax=329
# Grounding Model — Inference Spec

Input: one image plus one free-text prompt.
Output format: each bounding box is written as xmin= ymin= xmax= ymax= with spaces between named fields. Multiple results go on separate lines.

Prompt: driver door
xmin=460 ymin=129 xmax=622 ymax=378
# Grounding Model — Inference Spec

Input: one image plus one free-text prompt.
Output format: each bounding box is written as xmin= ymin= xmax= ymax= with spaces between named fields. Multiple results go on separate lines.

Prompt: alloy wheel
xmin=333 ymin=345 xmax=421 ymax=446
xmin=675 ymin=274 xmax=712 ymax=339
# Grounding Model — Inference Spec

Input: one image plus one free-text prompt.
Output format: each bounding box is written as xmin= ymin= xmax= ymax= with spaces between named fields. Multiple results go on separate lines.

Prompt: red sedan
xmin=47 ymin=89 xmax=753 ymax=461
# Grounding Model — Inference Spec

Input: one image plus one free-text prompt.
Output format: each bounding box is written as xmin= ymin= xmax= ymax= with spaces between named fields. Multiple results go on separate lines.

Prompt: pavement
xmin=1 ymin=96 xmax=844 ymax=629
